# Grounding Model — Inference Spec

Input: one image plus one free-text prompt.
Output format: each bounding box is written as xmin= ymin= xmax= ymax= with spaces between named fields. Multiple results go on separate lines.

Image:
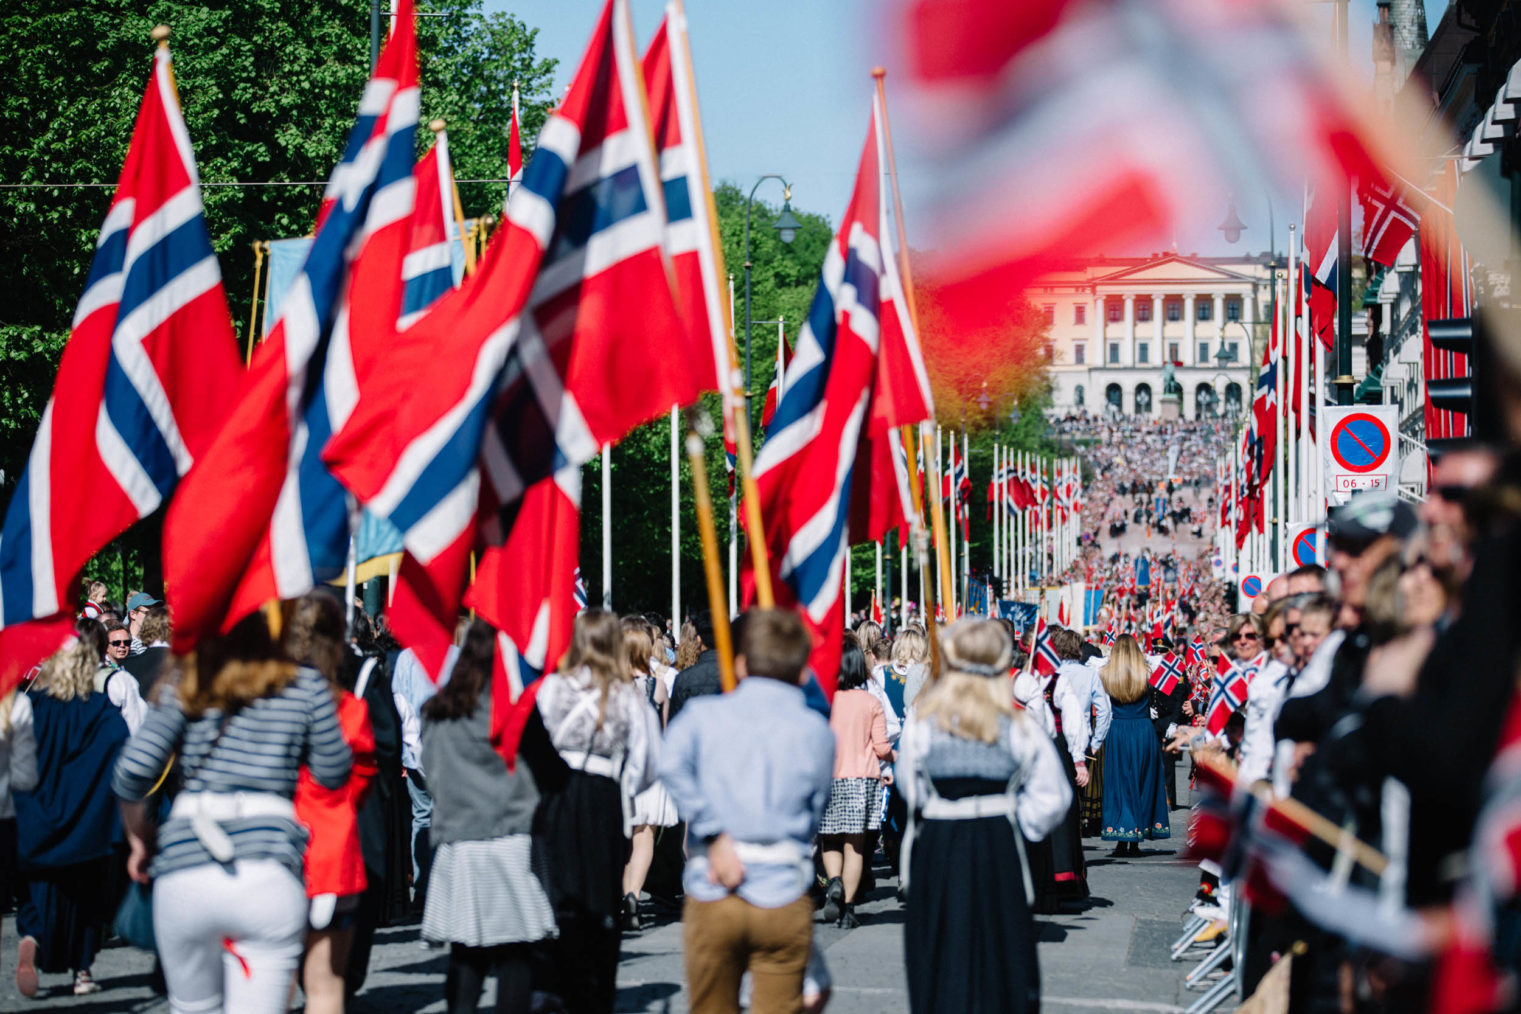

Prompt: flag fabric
xmin=762 ymin=333 xmax=793 ymax=428
xmin=1186 ymin=635 xmax=1206 ymax=670
xmin=1358 ymin=171 xmax=1423 ymax=268
xmin=750 ymin=91 xmax=933 ymax=698
xmin=1250 ymin=318 xmax=1279 ymax=490
xmin=1205 ymin=654 xmax=1253 ymax=735
xmin=324 ymin=0 xmax=692 ymax=696
xmin=165 ymin=3 xmax=420 ymax=650
xmin=0 ymin=39 xmax=242 ymax=688
xmin=1305 ymin=183 xmax=1339 ymax=351
xmin=1031 ymin=616 xmax=1059 ymax=677
xmin=898 ymin=0 xmax=1382 ymax=340
xmin=1149 ymin=652 xmax=1184 ymax=696
xmin=506 ymin=82 xmax=523 ymax=194
xmin=399 ymin=129 xmax=461 ymax=329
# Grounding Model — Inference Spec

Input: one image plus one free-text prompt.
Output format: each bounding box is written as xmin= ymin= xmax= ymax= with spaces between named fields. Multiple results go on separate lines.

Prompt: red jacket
xmin=295 ymin=689 xmax=376 ymax=898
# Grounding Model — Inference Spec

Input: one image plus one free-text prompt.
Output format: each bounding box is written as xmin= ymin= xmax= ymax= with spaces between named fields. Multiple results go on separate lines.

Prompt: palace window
xmin=1074 ymin=343 xmax=1086 ymax=365
xmin=1166 ymin=300 xmax=1182 ymax=322
xmin=1107 ymin=302 xmax=1122 ymax=323
xmin=1136 ymin=301 xmax=1152 ymax=323
xmin=1168 ymin=343 xmax=1179 ymax=363
xmin=1226 ymin=299 xmax=1242 ymax=322
xmin=1042 ymin=304 xmax=1056 ymax=325
xmin=1197 ymin=300 xmax=1213 ymax=322
xmin=1198 ymin=341 xmax=1209 ymax=362
xmin=1109 ymin=342 xmax=1120 ymax=364
xmin=1137 ymin=342 xmax=1150 ymax=364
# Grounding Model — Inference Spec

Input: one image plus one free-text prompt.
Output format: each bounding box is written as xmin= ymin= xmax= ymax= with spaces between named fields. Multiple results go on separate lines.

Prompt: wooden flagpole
xmin=870 ymin=69 xmax=949 ymax=626
xmin=246 ymin=241 xmax=266 ymax=366
xmin=874 ymin=67 xmax=949 ymax=678
xmin=684 ymin=409 xmax=736 ymax=692
xmin=674 ymin=0 xmax=773 ymax=608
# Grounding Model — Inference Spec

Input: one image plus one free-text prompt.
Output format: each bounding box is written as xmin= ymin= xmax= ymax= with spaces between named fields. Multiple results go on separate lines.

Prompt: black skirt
xmin=536 ymin=770 xmax=630 ymax=924
xmin=1027 ymin=734 xmax=1087 ymax=914
xmin=905 ymin=777 xmax=1040 ymax=1014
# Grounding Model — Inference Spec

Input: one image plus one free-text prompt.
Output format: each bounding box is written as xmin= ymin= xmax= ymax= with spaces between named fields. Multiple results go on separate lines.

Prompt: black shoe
xmin=837 ymin=903 xmax=860 ymax=929
xmin=821 ymin=877 xmax=843 ymax=923
xmin=621 ymin=892 xmax=643 ymax=932
xmin=1110 ymin=844 xmax=1129 ymax=858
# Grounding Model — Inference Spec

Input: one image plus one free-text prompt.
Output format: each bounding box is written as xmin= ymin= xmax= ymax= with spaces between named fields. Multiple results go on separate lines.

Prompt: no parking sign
xmin=1322 ymin=405 xmax=1400 ymax=505
xmin=1240 ymin=573 xmax=1264 ymax=600
xmin=1289 ymin=525 xmax=1322 ymax=567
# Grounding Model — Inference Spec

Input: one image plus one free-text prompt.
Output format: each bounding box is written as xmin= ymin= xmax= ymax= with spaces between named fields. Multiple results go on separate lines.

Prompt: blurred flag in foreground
xmin=897 ymin=0 xmax=1384 ymax=333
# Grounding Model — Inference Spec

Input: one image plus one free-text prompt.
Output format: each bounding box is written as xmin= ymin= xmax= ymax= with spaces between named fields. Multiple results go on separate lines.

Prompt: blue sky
xmin=488 ymin=0 xmax=1449 ymax=259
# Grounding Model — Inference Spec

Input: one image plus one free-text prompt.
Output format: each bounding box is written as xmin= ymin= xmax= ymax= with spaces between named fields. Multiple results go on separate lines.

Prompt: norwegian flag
xmin=1100 ymin=627 xmax=1115 ymax=647
xmin=749 ymin=89 xmax=933 ymax=698
xmin=324 ymin=0 xmax=693 ymax=701
xmin=0 ymin=38 xmax=241 ymax=688
xmin=1030 ymin=616 xmax=1059 ymax=677
xmin=1149 ymin=652 xmax=1184 ymax=695
xmin=399 ymin=128 xmax=461 ymax=329
xmin=573 ymin=564 xmax=588 ymax=611
xmin=899 ymin=0 xmax=1381 ymax=339
xmin=506 ymin=81 xmax=523 ymax=196
xmin=1250 ymin=319 xmax=1278 ymax=488
xmin=1357 ymin=172 xmax=1422 ymax=268
xmin=645 ymin=5 xmax=736 ymax=448
xmin=165 ymin=3 xmax=420 ymax=649
xmin=1205 ymin=653 xmax=1252 ymax=735
xmin=1186 ymin=635 xmax=1206 ymax=669
xmin=762 ymin=333 xmax=793 ymax=429
xmin=1304 ymin=182 xmax=1338 ymax=351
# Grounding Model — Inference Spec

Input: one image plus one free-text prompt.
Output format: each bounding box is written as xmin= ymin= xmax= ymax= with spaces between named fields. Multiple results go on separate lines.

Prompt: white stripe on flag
xmin=95 ymin=401 xmax=163 ymax=517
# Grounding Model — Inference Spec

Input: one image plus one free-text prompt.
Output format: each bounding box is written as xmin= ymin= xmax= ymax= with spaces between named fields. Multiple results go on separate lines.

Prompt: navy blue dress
xmin=1100 ymin=696 xmax=1171 ymax=842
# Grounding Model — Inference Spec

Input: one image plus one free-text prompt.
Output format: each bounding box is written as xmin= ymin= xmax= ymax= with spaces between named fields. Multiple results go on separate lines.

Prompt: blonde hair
xmin=35 ymin=639 xmax=98 ymax=702
xmin=915 ymin=620 xmax=1016 ymax=743
xmin=178 ymin=612 xmax=298 ymax=719
xmin=674 ymin=620 xmax=701 ymax=670
xmin=891 ymin=628 xmax=928 ymax=668
xmin=1100 ymin=635 xmax=1150 ymax=704
xmin=622 ymin=623 xmax=653 ymax=677
xmin=560 ymin=609 xmax=631 ymax=729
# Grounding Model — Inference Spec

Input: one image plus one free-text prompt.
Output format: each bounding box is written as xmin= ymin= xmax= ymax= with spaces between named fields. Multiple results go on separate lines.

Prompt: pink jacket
xmin=829 ymin=689 xmax=893 ymax=779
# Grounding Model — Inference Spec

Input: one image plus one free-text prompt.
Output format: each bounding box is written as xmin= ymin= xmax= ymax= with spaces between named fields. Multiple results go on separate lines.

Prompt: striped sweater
xmin=113 ymin=667 xmax=352 ymax=878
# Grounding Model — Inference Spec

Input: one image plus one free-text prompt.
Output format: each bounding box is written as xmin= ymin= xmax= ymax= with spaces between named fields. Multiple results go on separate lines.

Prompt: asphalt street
xmin=0 ymin=801 xmax=1206 ymax=1013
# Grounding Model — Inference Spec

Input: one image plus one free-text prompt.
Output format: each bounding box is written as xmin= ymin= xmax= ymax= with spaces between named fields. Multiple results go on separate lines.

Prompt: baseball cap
xmin=126 ymin=592 xmax=161 ymax=612
xmin=1326 ymin=493 xmax=1418 ymax=546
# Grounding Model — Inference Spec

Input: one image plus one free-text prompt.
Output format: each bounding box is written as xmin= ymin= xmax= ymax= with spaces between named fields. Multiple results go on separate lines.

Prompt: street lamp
xmin=745 ymin=176 xmax=797 ymax=432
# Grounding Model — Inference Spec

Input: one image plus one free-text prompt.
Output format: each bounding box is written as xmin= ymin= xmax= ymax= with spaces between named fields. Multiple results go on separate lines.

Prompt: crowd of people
xmin=3 ymin=430 xmax=1519 ymax=1014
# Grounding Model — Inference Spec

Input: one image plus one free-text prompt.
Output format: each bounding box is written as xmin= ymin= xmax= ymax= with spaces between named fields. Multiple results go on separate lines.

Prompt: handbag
xmin=113 ymin=880 xmax=156 ymax=951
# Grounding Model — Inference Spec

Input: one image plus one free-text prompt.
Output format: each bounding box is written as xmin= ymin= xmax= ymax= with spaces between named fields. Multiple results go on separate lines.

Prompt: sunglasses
xmin=1431 ymin=484 xmax=1473 ymax=505
xmin=1232 ymin=631 xmax=1259 ymax=642
xmin=108 ymin=639 xmax=130 ymax=647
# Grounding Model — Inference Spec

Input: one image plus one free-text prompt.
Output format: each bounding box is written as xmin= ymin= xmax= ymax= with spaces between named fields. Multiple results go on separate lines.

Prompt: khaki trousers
xmin=683 ymin=894 xmax=813 ymax=1014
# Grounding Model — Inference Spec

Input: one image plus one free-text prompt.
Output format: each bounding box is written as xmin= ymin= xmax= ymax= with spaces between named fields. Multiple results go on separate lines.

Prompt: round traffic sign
xmin=1241 ymin=574 xmax=1263 ymax=599
xmin=1291 ymin=526 xmax=1320 ymax=568
xmin=1330 ymin=412 xmax=1392 ymax=474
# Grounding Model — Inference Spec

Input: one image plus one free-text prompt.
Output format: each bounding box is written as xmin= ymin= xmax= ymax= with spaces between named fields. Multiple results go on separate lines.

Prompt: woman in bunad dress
xmin=900 ymin=619 xmax=1071 ymax=1014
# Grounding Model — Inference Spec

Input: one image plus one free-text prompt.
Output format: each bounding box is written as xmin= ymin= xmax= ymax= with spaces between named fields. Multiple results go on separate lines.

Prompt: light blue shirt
xmin=660 ymin=676 xmax=835 ymax=908
xmin=392 ymin=646 xmax=457 ymax=770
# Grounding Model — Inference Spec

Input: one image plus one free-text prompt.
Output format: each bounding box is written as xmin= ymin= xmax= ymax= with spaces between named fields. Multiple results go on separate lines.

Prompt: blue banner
xmin=998 ymin=600 xmax=1039 ymax=633
xmin=1083 ymin=589 xmax=1105 ymax=626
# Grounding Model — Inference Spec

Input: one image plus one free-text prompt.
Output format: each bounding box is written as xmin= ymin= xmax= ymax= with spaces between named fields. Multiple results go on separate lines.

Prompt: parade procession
xmin=5 ymin=0 xmax=1521 ymax=1011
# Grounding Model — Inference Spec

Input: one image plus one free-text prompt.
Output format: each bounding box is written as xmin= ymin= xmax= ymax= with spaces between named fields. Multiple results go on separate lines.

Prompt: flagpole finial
xmin=429 ymin=118 xmax=446 ymax=134
xmin=151 ymin=24 xmax=171 ymax=45
xmin=871 ymin=66 xmax=886 ymax=79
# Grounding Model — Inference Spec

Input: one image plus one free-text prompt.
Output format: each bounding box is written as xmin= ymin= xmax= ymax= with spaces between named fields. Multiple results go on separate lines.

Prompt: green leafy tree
xmin=0 ymin=1 xmax=554 ymax=596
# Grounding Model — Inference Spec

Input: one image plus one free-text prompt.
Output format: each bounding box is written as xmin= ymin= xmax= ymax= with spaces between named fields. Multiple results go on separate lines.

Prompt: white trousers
xmin=153 ymin=859 xmax=307 ymax=1014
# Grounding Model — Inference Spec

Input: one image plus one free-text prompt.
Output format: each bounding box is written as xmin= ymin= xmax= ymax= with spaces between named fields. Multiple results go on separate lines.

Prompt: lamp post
xmin=744 ymin=176 xmax=799 ymax=433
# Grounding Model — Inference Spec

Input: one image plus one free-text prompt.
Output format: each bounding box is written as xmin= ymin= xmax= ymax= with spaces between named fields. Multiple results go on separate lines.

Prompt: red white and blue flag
xmin=399 ymin=127 xmax=461 ymax=329
xmin=1031 ymin=616 xmax=1060 ymax=677
xmin=165 ymin=3 xmax=420 ymax=648
xmin=0 ymin=39 xmax=241 ymax=687
xmin=326 ymin=1 xmax=693 ymax=755
xmin=1149 ymin=652 xmax=1184 ymax=696
xmin=762 ymin=333 xmax=793 ymax=429
xmin=749 ymin=90 xmax=933 ymax=698
xmin=1205 ymin=653 xmax=1254 ymax=735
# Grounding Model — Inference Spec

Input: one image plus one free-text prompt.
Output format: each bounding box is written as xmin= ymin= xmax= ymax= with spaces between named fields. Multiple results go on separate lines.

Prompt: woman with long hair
xmin=421 ymin=619 xmax=567 ymax=1013
xmin=900 ymin=619 xmax=1070 ymax=1013
xmin=673 ymin=619 xmax=702 ymax=671
xmin=113 ymin=611 xmax=352 ymax=1013
xmin=284 ymin=593 xmax=377 ymax=1014
xmin=1097 ymin=636 xmax=1171 ymax=856
xmin=13 ymin=636 xmax=130 ymax=997
xmin=818 ymin=635 xmax=893 ymax=927
xmin=0 ymin=680 xmax=38 ymax=966
xmin=535 ymin=609 xmax=659 ymax=1013
xmin=620 ymin=622 xmax=676 ymax=931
